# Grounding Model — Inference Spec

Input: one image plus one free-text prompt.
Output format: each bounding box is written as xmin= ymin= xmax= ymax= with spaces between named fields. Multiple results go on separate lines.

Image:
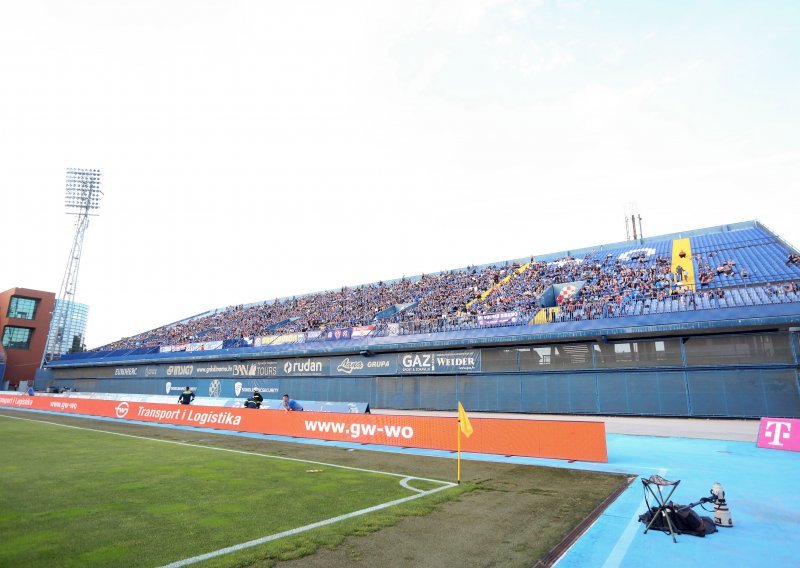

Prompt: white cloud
xmin=514 ymin=45 xmax=575 ymax=76
xmin=423 ymin=0 xmax=502 ymax=34
xmin=1 ymin=0 xmax=797 ymax=347
xmin=602 ymin=43 xmax=627 ymax=65
xmin=407 ymin=51 xmax=450 ymax=95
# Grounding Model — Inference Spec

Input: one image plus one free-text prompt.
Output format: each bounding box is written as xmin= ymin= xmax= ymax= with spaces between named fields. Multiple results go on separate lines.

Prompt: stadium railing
xmin=76 ymin=279 xmax=800 ymax=359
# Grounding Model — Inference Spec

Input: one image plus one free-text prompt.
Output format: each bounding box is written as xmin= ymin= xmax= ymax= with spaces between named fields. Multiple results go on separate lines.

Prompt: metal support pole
xmin=42 ymin=169 xmax=102 ymax=365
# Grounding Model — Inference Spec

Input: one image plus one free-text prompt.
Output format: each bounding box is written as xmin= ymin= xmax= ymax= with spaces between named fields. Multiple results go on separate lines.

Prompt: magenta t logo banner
xmin=757 ymin=417 xmax=800 ymax=452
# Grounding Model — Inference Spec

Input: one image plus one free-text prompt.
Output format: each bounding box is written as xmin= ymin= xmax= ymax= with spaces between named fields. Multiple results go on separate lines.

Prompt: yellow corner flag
xmin=457 ymin=402 xmax=473 ymax=484
xmin=458 ymin=402 xmax=473 ymax=437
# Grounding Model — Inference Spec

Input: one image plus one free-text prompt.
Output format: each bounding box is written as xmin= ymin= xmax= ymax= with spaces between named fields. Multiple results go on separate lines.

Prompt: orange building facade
xmin=0 ymin=287 xmax=55 ymax=388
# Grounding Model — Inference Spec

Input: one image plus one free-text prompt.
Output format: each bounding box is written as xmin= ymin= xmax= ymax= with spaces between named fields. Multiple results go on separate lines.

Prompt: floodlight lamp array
xmin=64 ymin=168 xmax=103 ymax=211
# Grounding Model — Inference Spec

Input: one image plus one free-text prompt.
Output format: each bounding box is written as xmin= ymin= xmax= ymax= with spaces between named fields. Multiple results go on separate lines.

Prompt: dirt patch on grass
xmin=1 ymin=410 xmax=627 ymax=567
xmin=281 ymin=465 xmax=622 ymax=568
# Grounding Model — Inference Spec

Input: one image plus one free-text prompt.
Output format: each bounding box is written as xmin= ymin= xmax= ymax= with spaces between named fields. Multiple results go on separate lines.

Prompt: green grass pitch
xmin=0 ymin=415 xmax=454 ymax=567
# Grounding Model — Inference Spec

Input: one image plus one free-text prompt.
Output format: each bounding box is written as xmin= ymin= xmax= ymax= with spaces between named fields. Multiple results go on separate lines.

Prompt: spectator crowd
xmin=98 ymin=242 xmax=800 ymax=351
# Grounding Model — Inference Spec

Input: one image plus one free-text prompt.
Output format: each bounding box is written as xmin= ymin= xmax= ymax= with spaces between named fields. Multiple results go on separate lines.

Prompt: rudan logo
xmin=283 ymin=359 xmax=323 ymax=374
xmin=165 ymin=381 xmax=172 ymax=394
xmin=115 ymin=402 xmax=130 ymax=419
xmin=764 ymin=421 xmax=792 ymax=446
xmin=234 ymin=381 xmax=243 ymax=396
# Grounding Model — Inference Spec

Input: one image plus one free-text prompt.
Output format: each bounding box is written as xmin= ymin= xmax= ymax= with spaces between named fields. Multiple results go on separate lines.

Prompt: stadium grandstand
xmin=39 ymin=220 xmax=800 ymax=418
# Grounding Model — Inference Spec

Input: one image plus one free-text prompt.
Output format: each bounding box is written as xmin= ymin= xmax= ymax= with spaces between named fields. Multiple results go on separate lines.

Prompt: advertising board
xmin=398 ymin=350 xmax=481 ymax=374
xmin=330 ymin=354 xmax=398 ymax=376
xmin=0 ymin=394 xmax=608 ymax=462
xmin=757 ymin=417 xmax=800 ymax=453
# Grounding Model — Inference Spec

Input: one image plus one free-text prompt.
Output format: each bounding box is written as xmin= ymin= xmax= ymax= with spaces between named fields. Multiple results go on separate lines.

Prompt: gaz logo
xmin=115 ymin=402 xmax=130 ymax=419
xmin=401 ymin=353 xmax=435 ymax=371
xmin=165 ymin=381 xmax=172 ymax=394
xmin=234 ymin=381 xmax=243 ymax=396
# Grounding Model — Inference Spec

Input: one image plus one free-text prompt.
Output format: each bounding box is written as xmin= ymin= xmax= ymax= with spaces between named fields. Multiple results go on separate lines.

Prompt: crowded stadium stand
xmin=39 ymin=220 xmax=800 ymax=418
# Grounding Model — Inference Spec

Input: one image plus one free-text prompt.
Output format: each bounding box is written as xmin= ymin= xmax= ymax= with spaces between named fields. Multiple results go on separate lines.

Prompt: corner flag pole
xmin=457 ymin=414 xmax=462 ymax=484
xmin=456 ymin=402 xmax=473 ymax=484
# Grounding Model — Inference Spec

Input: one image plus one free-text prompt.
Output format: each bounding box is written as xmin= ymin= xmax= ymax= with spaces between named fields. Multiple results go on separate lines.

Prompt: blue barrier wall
xmin=44 ymin=330 xmax=800 ymax=419
xmin=46 ymin=368 xmax=800 ymax=418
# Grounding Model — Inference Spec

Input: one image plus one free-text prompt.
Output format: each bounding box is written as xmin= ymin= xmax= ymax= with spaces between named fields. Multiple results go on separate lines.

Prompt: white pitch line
xmin=0 ymin=413 xmax=453 ymax=485
xmin=0 ymin=412 xmax=458 ymax=567
xmin=597 ymin=496 xmax=648 ymax=568
xmin=400 ymin=476 xmax=426 ymax=493
xmin=161 ymin=482 xmax=454 ymax=567
xmin=599 ymin=468 xmax=667 ymax=568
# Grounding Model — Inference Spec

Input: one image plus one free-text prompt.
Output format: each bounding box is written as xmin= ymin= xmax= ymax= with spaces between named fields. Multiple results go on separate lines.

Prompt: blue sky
xmin=1 ymin=0 xmax=797 ymax=346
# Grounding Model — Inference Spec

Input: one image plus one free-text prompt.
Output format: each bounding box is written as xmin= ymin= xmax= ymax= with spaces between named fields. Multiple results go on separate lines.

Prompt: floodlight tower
xmin=43 ymin=168 xmax=103 ymax=363
xmin=624 ymin=202 xmax=644 ymax=242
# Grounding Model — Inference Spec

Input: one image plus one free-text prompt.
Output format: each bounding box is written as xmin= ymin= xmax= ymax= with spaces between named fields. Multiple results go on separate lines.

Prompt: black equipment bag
xmin=639 ymin=504 xmax=717 ymax=537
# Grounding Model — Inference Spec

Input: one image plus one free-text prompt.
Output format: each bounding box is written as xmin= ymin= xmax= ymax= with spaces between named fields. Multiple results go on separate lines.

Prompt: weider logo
xmin=234 ymin=381 xmax=243 ymax=396
xmin=435 ymin=354 xmax=476 ymax=367
xmin=764 ymin=421 xmax=792 ymax=446
xmin=165 ymin=381 xmax=172 ymax=394
xmin=115 ymin=402 xmax=130 ymax=419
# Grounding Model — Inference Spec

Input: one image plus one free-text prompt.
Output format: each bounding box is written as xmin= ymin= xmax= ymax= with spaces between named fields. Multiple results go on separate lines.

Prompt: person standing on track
xmin=178 ymin=386 xmax=195 ymax=405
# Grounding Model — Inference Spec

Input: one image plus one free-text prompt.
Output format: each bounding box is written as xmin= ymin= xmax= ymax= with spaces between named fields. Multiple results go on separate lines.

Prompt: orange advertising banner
xmin=0 ymin=395 xmax=608 ymax=462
